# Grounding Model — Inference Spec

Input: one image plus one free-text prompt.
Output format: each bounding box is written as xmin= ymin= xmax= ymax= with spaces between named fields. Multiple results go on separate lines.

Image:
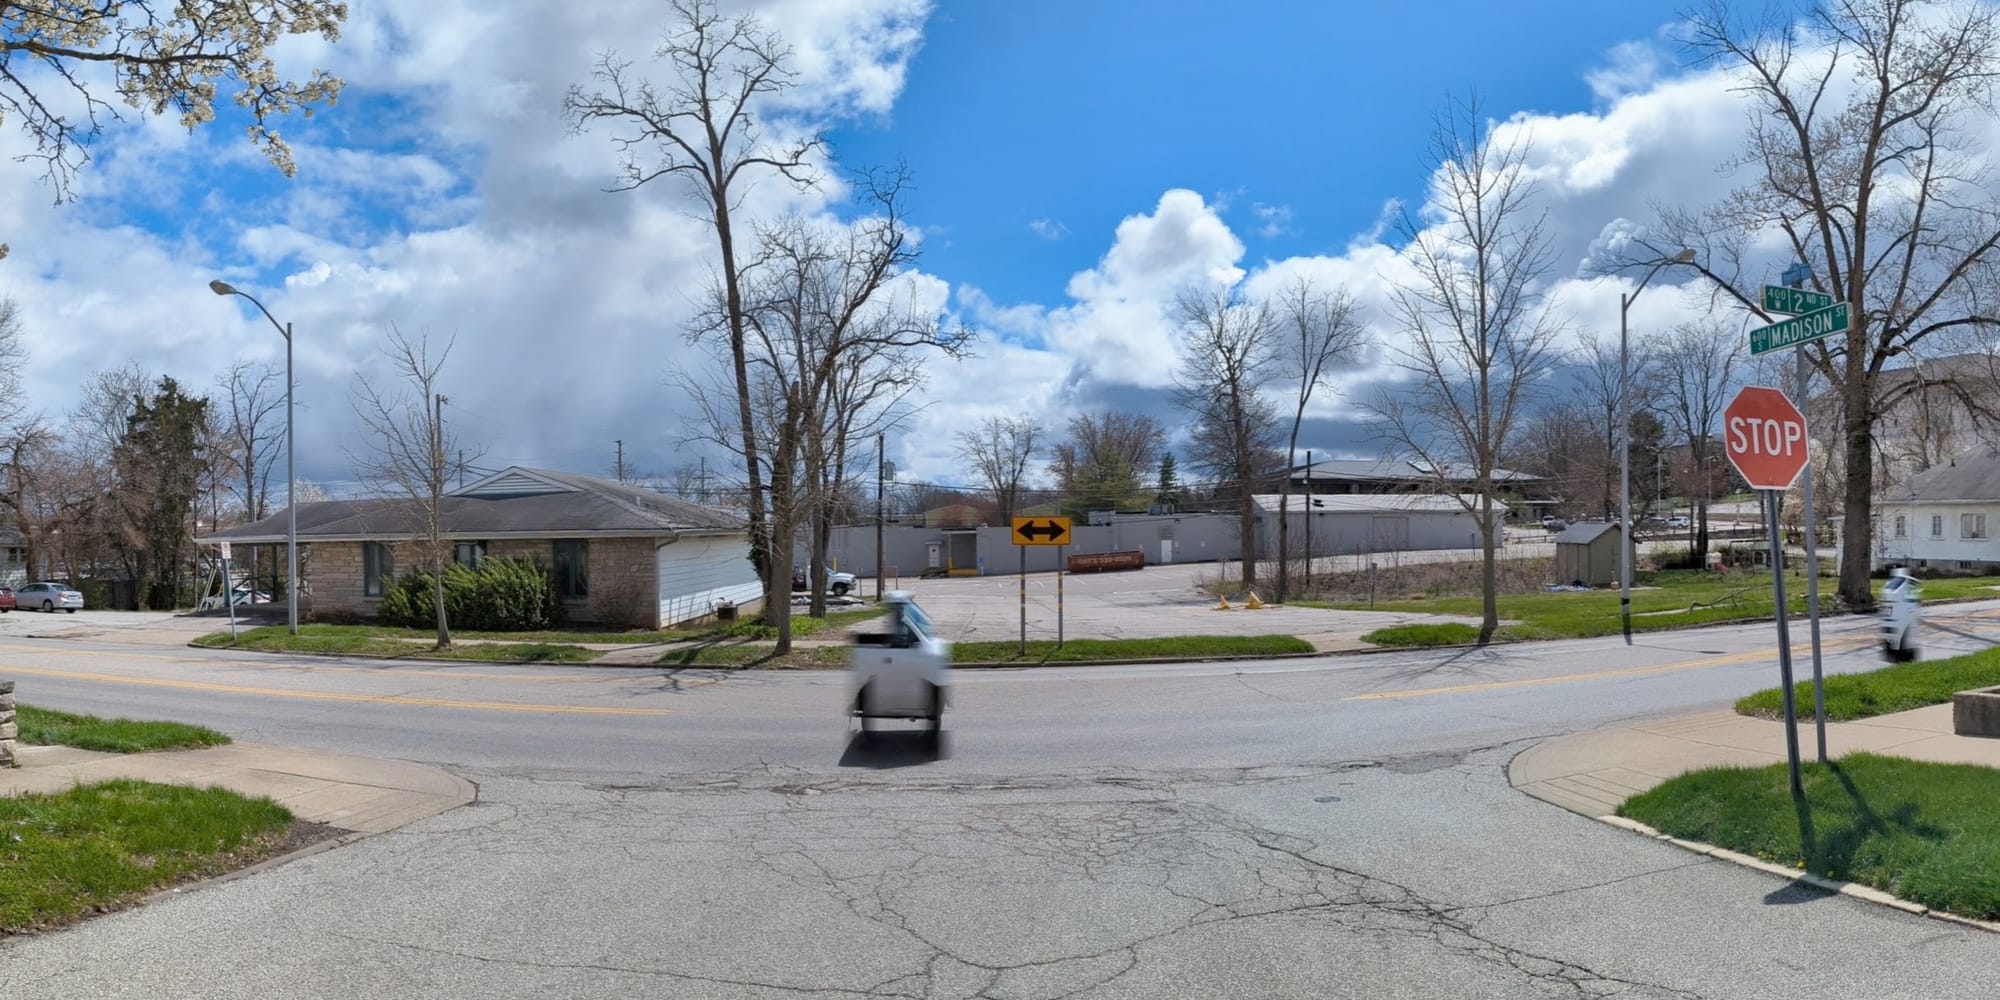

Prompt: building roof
xmin=199 ymin=466 xmax=746 ymax=544
xmin=1554 ymin=522 xmax=1623 ymax=545
xmin=1293 ymin=458 xmax=1544 ymax=485
xmin=1881 ymin=449 xmax=2000 ymax=504
xmin=1252 ymin=493 xmax=1488 ymax=514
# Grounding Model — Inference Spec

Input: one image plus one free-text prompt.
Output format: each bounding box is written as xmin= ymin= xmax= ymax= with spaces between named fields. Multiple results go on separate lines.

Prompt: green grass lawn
xmin=1359 ymin=623 xmax=1482 ymax=647
xmin=16 ymin=706 xmax=231 ymax=753
xmin=1345 ymin=569 xmax=1824 ymax=644
xmin=1737 ymin=645 xmax=2000 ymax=721
xmin=193 ymin=624 xmax=599 ymax=663
xmin=951 ymin=635 xmax=1313 ymax=664
xmin=0 ymin=780 xmax=295 ymax=933
xmin=1619 ymin=754 xmax=2000 ymax=920
xmin=653 ymin=633 xmax=1313 ymax=668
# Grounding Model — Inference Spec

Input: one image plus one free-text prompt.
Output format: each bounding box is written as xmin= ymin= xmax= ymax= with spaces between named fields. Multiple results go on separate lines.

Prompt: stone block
xmin=1952 ymin=686 xmax=2000 ymax=738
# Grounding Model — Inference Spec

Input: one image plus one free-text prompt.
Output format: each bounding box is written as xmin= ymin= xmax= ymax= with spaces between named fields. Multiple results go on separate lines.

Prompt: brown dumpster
xmin=1067 ymin=550 xmax=1145 ymax=573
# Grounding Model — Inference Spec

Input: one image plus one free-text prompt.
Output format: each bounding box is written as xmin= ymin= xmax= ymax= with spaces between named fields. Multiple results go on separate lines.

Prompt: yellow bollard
xmin=1246 ymin=592 xmax=1265 ymax=610
xmin=1215 ymin=594 xmax=1232 ymax=611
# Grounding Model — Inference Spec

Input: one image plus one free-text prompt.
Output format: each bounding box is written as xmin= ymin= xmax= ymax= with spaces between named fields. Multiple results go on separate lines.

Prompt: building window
xmin=454 ymin=541 xmax=486 ymax=568
xmin=1893 ymin=515 xmax=1907 ymax=539
xmin=552 ymin=540 xmax=588 ymax=599
xmin=363 ymin=542 xmax=394 ymax=597
xmin=1931 ymin=515 xmax=1945 ymax=538
xmin=1963 ymin=514 xmax=1988 ymax=540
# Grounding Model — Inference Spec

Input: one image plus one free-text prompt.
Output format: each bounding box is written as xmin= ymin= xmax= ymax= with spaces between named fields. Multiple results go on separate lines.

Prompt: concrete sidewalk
xmin=1511 ymin=705 xmax=2000 ymax=818
xmin=1 ymin=743 xmax=475 ymax=834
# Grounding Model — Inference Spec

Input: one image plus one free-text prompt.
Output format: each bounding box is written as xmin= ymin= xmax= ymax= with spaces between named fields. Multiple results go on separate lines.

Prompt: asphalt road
xmin=6 ymin=602 xmax=2000 ymax=998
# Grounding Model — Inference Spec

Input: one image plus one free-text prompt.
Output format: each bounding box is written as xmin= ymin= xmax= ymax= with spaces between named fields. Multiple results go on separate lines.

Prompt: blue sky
xmin=0 ymin=0 xmax=1800 ymax=492
xmin=831 ymin=1 xmax=1683 ymax=307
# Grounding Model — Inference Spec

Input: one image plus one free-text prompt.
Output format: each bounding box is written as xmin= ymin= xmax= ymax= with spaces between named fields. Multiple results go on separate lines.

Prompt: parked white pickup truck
xmin=850 ymin=591 xmax=951 ymax=740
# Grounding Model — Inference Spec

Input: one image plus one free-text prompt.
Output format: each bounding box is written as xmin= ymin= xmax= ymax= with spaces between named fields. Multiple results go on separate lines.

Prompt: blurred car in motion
xmin=850 ymin=591 xmax=950 ymax=742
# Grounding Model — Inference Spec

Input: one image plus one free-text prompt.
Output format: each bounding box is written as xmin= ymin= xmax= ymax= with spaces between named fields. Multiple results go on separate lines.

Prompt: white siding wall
xmin=1874 ymin=501 xmax=2000 ymax=569
xmin=658 ymin=534 xmax=763 ymax=626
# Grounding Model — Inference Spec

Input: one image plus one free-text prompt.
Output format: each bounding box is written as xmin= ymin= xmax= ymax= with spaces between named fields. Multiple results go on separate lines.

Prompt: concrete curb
xmin=1588 ymin=813 xmax=1998 ymax=933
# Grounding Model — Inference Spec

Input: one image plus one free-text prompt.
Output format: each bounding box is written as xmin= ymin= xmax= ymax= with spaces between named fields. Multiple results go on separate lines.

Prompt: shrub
xmin=377 ymin=557 xmax=563 ymax=632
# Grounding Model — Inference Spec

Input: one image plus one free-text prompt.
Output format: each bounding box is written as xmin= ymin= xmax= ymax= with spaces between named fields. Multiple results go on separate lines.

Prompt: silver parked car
xmin=15 ymin=581 xmax=83 ymax=613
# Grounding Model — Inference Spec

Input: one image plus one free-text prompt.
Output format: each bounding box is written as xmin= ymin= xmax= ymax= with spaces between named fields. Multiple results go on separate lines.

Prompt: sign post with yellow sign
xmin=1011 ymin=516 xmax=1074 ymax=651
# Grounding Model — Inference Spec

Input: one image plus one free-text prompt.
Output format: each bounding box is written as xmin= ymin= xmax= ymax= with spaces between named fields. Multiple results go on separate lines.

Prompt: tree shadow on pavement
xmin=839 ymin=730 xmax=949 ymax=769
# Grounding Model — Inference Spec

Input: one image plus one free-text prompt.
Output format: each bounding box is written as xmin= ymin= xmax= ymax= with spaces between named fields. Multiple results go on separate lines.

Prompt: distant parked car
xmin=1539 ymin=516 xmax=1567 ymax=531
xmin=15 ymin=581 xmax=83 ymax=613
xmin=0 ymin=586 xmax=14 ymax=612
xmin=791 ymin=566 xmax=858 ymax=596
xmin=1666 ymin=515 xmax=1693 ymax=529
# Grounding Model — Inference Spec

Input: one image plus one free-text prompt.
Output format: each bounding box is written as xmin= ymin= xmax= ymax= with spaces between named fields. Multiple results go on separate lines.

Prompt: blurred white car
xmin=850 ymin=592 xmax=950 ymax=742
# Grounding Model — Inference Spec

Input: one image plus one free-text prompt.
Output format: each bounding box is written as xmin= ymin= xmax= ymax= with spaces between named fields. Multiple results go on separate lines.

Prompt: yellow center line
xmin=1344 ymin=634 xmax=1878 ymax=702
xmin=0 ymin=641 xmax=694 ymax=686
xmin=0 ymin=663 xmax=674 ymax=716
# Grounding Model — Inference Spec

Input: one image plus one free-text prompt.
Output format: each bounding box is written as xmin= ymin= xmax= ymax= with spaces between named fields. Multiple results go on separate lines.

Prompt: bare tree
xmin=955 ymin=416 xmax=1042 ymax=525
xmin=703 ymin=175 xmax=967 ymax=652
xmin=1048 ymin=411 xmax=1167 ymax=515
xmin=1572 ymin=333 xmax=1654 ymax=521
xmin=805 ymin=340 xmax=923 ymax=617
xmin=1172 ymin=287 xmax=1280 ymax=590
xmin=1652 ymin=322 xmax=1745 ymax=565
xmin=565 ymin=0 xmax=820 ymax=594
xmin=351 ymin=329 xmax=478 ymax=649
xmin=1271 ymin=277 xmax=1363 ymax=600
xmin=216 ymin=360 xmax=285 ymax=581
xmin=1634 ymin=0 xmax=2000 ymax=607
xmin=1371 ymin=97 xmax=1568 ymax=643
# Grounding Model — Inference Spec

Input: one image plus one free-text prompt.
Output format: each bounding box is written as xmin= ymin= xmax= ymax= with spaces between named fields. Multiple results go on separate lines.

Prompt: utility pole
xmin=875 ymin=432 xmax=886 ymax=602
xmin=458 ymin=449 xmax=465 ymax=489
xmin=615 ymin=439 xmax=626 ymax=482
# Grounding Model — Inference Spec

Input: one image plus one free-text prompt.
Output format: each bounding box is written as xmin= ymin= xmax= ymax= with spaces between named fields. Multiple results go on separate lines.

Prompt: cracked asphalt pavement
xmin=8 ymin=604 xmax=2000 ymax=997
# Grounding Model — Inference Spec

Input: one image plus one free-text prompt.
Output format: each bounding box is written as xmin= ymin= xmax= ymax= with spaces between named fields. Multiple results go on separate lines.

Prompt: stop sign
xmin=1723 ymin=385 xmax=1810 ymax=490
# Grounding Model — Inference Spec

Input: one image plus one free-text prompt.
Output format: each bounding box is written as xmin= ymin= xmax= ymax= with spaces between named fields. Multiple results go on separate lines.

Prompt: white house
xmin=1872 ymin=450 xmax=2000 ymax=573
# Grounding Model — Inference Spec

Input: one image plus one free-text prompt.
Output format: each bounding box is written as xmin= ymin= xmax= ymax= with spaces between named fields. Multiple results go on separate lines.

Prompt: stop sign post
xmin=1723 ymin=384 xmax=1819 ymax=799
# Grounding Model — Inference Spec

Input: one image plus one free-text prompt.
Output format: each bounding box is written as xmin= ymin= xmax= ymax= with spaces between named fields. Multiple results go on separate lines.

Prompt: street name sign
xmin=1011 ymin=516 xmax=1072 ymax=546
xmin=1761 ymin=285 xmax=1835 ymax=315
xmin=1750 ymin=302 xmax=1848 ymax=356
xmin=1723 ymin=386 xmax=1810 ymax=491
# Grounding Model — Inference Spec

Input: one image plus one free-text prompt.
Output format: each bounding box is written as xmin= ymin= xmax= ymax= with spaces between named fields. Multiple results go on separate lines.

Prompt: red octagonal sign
xmin=1723 ymin=385 xmax=1810 ymax=491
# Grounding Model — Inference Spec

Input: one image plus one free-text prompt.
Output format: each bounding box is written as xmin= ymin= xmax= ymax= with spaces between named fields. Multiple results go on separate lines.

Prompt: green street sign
xmin=1750 ymin=302 xmax=1849 ymax=356
xmin=1762 ymin=285 xmax=1835 ymax=315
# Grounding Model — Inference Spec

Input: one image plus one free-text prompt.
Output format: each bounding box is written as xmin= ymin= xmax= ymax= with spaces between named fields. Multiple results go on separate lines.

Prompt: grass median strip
xmin=195 ymin=625 xmax=598 ymax=663
xmin=15 ymin=706 xmax=230 ymax=753
xmin=1737 ymin=645 xmax=2000 ymax=721
xmin=0 ymin=780 xmax=300 ymax=934
xmin=1358 ymin=623 xmax=1481 ymax=647
xmin=1619 ymin=754 xmax=2000 ymax=920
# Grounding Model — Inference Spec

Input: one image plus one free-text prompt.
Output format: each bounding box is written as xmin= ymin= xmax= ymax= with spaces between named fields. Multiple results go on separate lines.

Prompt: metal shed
xmin=1551 ymin=522 xmax=1632 ymax=587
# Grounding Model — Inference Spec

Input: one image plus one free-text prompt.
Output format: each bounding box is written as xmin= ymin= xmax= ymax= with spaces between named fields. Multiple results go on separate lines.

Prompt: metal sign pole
xmin=1019 ymin=542 xmax=1027 ymax=655
xmin=1057 ymin=545 xmax=1066 ymax=649
xmin=222 ymin=551 xmax=237 ymax=641
xmin=1795 ymin=348 xmax=1828 ymax=762
xmin=1763 ymin=489 xmax=1805 ymax=799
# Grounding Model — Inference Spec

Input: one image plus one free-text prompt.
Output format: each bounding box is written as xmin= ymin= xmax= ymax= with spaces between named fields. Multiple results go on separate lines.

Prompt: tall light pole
xmin=210 ymin=280 xmax=299 ymax=636
xmin=1619 ymin=248 xmax=1696 ymax=644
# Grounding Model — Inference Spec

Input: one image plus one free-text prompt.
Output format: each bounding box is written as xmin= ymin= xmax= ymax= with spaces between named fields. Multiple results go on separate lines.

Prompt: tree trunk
xmin=1839 ymin=398 xmax=1876 ymax=608
xmin=714 ymin=196 xmax=768 ymax=588
xmin=1479 ymin=493 xmax=1498 ymax=643
xmin=809 ymin=504 xmax=833 ymax=619
xmin=1275 ymin=458 xmax=1293 ymax=603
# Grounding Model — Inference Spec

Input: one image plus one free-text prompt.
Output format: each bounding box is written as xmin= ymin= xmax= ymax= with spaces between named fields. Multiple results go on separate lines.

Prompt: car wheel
xmin=832 ymin=582 xmax=850 ymax=597
xmin=42 ymin=600 xmax=53 ymax=612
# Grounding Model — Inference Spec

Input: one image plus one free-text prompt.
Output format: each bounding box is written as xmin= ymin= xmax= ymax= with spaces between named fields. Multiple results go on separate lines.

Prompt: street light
xmin=210 ymin=280 xmax=299 ymax=636
xmin=1619 ymin=248 xmax=1696 ymax=645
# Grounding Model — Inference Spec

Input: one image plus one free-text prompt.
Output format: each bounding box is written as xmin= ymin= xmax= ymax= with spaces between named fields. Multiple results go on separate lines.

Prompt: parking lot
xmin=881 ymin=561 xmax=1484 ymax=650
